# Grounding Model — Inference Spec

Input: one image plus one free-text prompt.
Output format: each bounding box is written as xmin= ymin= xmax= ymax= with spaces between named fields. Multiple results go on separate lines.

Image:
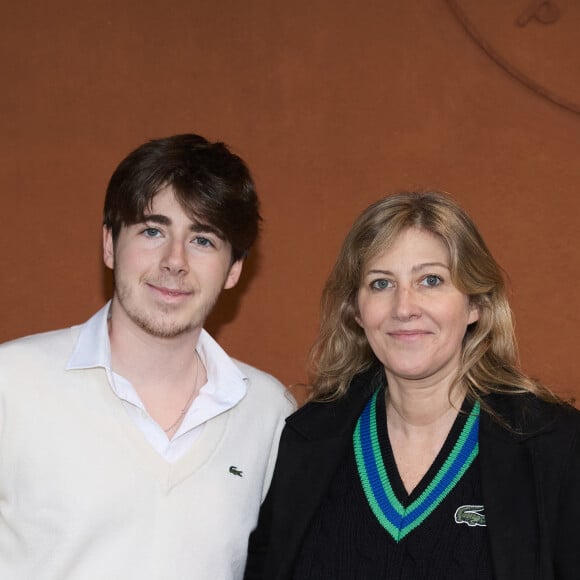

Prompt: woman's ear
xmin=353 ymin=299 xmax=363 ymax=328
xmin=468 ymin=300 xmax=480 ymax=325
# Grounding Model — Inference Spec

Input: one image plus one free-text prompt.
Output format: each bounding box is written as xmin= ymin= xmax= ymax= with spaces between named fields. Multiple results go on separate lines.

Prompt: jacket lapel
xmin=273 ymin=371 xmax=379 ymax=577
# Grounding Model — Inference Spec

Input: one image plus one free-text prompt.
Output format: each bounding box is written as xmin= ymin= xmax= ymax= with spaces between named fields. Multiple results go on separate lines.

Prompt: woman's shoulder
xmin=285 ymin=371 xmax=378 ymax=439
xmin=482 ymin=391 xmax=580 ymax=439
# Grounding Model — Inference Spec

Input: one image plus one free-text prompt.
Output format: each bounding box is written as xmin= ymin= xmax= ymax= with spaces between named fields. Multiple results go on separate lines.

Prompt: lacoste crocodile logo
xmin=454 ymin=505 xmax=486 ymax=527
xmin=229 ymin=465 xmax=243 ymax=477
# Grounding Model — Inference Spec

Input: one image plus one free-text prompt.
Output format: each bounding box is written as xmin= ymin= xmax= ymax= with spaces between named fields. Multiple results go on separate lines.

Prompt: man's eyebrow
xmin=141 ymin=214 xmax=170 ymax=225
xmin=191 ymin=223 xmax=225 ymax=239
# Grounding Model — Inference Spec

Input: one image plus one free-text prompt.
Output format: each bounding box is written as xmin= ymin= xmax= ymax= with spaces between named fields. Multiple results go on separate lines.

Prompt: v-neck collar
xmin=353 ymin=386 xmax=479 ymax=542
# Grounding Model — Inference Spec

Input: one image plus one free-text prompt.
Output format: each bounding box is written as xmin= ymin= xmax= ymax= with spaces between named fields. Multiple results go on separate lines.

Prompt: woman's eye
xmin=421 ymin=275 xmax=442 ymax=287
xmin=371 ymin=279 xmax=391 ymax=290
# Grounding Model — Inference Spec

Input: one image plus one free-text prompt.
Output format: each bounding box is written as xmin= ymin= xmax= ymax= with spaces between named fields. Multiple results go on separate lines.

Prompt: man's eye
xmin=194 ymin=236 xmax=214 ymax=247
xmin=143 ymin=228 xmax=161 ymax=237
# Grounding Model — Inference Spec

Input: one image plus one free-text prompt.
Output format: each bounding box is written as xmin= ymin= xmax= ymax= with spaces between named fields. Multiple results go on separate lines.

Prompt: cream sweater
xmin=0 ymin=325 xmax=294 ymax=580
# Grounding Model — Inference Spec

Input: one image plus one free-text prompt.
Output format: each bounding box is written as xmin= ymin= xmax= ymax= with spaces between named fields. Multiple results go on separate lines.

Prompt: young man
xmin=0 ymin=134 xmax=294 ymax=579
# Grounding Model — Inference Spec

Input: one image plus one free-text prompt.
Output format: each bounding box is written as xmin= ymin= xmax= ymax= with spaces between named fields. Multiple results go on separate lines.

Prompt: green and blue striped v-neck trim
xmin=353 ymin=389 xmax=480 ymax=542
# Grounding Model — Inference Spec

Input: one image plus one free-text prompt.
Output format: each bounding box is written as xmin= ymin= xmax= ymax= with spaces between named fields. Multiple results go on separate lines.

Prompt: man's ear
xmin=103 ymin=226 xmax=115 ymax=270
xmin=224 ymin=259 xmax=244 ymax=290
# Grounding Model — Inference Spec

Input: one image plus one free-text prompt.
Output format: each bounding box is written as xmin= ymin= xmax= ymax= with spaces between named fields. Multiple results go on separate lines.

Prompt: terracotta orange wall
xmin=2 ymin=0 xmax=579 ymax=402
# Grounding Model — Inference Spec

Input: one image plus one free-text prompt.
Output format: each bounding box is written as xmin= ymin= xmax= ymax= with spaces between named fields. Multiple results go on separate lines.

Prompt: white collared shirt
xmin=66 ymin=302 xmax=248 ymax=462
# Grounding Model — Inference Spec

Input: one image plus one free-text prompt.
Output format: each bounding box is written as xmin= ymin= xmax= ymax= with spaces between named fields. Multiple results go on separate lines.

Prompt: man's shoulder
xmin=232 ymin=359 xmax=296 ymax=411
xmin=232 ymin=359 xmax=282 ymax=386
xmin=0 ymin=325 xmax=81 ymax=363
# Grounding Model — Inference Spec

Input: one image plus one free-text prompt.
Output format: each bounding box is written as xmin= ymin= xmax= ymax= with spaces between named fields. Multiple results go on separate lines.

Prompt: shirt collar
xmin=65 ymin=301 xmax=248 ymax=406
xmin=195 ymin=327 xmax=248 ymax=407
xmin=66 ymin=302 xmax=112 ymax=371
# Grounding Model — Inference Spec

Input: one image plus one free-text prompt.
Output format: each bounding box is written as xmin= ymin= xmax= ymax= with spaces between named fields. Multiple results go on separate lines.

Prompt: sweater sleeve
xmin=553 ymin=412 xmax=580 ymax=579
xmin=260 ymin=392 xmax=296 ymax=501
xmin=244 ymin=480 xmax=275 ymax=580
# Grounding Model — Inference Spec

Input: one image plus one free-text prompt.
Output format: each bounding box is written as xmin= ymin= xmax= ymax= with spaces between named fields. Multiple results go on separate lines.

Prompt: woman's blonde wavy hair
xmin=309 ymin=191 xmax=558 ymax=408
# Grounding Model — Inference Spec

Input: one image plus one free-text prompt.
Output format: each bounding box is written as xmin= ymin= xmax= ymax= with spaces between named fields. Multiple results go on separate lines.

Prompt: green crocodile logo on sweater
xmin=229 ymin=466 xmax=243 ymax=477
xmin=454 ymin=505 xmax=486 ymax=527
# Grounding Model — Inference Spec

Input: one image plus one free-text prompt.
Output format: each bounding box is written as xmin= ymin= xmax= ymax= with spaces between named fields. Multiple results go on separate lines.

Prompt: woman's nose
xmin=392 ymin=287 xmax=421 ymax=320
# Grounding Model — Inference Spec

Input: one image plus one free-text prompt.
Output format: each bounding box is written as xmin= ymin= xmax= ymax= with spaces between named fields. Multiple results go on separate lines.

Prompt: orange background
xmin=2 ymin=0 xmax=579 ymax=403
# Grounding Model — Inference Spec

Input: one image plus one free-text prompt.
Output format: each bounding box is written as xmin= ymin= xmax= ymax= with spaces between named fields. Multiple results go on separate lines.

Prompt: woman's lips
xmin=387 ymin=329 xmax=432 ymax=341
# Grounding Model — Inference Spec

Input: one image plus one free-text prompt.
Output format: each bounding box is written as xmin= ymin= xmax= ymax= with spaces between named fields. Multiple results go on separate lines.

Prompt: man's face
xmin=103 ymin=186 xmax=242 ymax=340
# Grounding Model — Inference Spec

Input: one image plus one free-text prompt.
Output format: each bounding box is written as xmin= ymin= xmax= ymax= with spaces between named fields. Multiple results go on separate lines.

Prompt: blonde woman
xmin=245 ymin=192 xmax=580 ymax=580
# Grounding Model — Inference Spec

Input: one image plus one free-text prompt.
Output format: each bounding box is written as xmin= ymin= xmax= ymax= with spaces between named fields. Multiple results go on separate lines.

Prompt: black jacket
xmin=245 ymin=371 xmax=580 ymax=580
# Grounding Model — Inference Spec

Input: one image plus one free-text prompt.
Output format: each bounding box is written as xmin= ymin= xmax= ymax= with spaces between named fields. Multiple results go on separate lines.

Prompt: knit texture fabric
xmin=0 ymin=324 xmax=294 ymax=580
xmin=293 ymin=388 xmax=494 ymax=579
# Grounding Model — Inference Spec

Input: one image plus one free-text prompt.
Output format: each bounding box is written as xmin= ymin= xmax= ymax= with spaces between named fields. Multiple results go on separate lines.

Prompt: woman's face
xmin=356 ymin=227 xmax=479 ymax=389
